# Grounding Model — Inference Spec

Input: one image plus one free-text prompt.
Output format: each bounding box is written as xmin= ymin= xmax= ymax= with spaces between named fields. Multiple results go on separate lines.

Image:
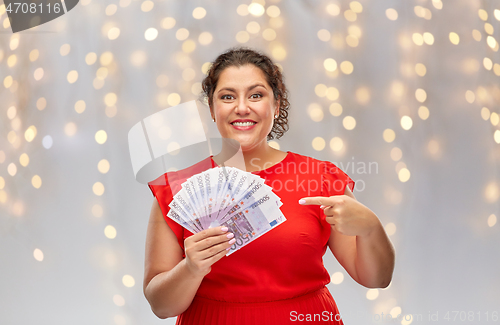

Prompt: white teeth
xmin=232 ymin=121 xmax=256 ymax=126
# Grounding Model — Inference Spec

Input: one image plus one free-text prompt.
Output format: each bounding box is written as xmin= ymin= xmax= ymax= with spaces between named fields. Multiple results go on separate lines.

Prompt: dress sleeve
xmin=321 ymin=161 xmax=355 ymax=197
xmin=319 ymin=161 xmax=355 ymax=227
xmin=148 ymin=176 xmax=187 ymax=255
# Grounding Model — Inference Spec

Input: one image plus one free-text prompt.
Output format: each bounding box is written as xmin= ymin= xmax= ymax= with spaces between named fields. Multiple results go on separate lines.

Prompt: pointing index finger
xmin=298 ymin=197 xmax=330 ymax=206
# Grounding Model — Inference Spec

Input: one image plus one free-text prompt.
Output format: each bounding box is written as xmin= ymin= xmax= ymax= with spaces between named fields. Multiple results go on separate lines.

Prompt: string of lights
xmin=0 ymin=1 xmax=499 ymax=324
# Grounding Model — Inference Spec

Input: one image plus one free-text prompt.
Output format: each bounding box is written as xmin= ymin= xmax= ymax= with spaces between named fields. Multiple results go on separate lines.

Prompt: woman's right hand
xmin=184 ymin=226 xmax=235 ymax=277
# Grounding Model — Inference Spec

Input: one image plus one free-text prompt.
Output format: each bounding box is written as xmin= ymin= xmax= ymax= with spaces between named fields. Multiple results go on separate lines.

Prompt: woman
xmin=143 ymin=47 xmax=395 ymax=324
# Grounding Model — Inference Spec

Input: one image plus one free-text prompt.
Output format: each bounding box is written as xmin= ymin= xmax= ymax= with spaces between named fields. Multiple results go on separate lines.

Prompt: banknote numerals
xmin=230 ymin=232 xmax=254 ymax=251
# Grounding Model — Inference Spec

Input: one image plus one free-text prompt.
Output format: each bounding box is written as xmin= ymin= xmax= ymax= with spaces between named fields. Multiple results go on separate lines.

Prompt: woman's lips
xmin=231 ymin=122 xmax=257 ymax=130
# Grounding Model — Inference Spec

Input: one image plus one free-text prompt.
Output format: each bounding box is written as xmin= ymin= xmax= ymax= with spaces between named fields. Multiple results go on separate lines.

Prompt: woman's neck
xmin=213 ymin=140 xmax=284 ymax=172
xmin=241 ymin=144 xmax=279 ymax=172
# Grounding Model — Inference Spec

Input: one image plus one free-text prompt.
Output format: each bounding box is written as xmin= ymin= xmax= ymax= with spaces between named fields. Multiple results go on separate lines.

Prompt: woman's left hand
xmin=298 ymin=195 xmax=380 ymax=237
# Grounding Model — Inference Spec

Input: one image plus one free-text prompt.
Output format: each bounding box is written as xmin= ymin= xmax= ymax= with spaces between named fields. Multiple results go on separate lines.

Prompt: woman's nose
xmin=234 ymin=98 xmax=251 ymax=115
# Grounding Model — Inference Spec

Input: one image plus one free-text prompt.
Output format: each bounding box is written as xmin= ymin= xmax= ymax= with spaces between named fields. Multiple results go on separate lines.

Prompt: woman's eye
xmin=221 ymin=93 xmax=261 ymax=100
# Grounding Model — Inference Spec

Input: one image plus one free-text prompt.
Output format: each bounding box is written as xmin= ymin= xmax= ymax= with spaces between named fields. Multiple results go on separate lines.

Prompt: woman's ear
xmin=210 ymin=106 xmax=215 ymax=121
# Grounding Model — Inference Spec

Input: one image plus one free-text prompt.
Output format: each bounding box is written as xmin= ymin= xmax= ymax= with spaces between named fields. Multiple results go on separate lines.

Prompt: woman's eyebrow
xmin=217 ymin=83 xmax=267 ymax=94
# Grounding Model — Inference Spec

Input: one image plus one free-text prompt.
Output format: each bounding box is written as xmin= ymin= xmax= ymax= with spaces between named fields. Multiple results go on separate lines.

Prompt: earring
xmin=213 ymin=118 xmax=216 ymax=122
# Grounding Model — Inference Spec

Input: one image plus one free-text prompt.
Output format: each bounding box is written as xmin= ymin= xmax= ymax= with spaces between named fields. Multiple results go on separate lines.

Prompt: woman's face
xmin=210 ymin=64 xmax=279 ymax=151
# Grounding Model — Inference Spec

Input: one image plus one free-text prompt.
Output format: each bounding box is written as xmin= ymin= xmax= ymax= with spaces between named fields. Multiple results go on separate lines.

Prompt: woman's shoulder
xmin=277 ymin=151 xmax=344 ymax=178
xmin=287 ymin=151 xmax=337 ymax=167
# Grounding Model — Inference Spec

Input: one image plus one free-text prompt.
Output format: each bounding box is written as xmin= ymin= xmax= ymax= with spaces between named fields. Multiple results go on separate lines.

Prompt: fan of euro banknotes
xmin=167 ymin=166 xmax=286 ymax=256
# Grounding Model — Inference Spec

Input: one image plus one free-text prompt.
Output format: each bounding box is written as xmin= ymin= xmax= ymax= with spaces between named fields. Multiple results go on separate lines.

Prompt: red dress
xmin=148 ymin=151 xmax=355 ymax=324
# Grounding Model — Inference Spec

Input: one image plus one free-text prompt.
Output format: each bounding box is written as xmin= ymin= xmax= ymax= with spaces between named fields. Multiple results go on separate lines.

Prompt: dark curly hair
xmin=200 ymin=46 xmax=290 ymax=141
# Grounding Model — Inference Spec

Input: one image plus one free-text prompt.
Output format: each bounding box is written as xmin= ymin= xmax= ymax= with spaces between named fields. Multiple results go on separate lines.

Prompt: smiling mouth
xmin=231 ymin=121 xmax=257 ymax=126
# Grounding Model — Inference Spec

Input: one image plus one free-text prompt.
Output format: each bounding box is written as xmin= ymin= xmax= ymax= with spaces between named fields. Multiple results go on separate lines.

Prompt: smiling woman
xmin=202 ymin=47 xmax=290 ymax=140
xmin=143 ymin=46 xmax=395 ymax=325
xmin=209 ymin=64 xmax=284 ymax=169
xmin=201 ymin=47 xmax=291 ymax=172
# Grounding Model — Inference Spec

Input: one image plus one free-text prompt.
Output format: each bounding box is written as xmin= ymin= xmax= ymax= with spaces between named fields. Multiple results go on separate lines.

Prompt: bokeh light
xmin=193 ymin=7 xmax=206 ymax=19
xmin=33 ymin=248 xmax=44 ymax=262
xmin=312 ymin=137 xmax=326 ymax=151
xmin=67 ymin=70 xmax=78 ymax=84
xmin=92 ymin=204 xmax=103 ymax=217
xmin=98 ymin=159 xmax=110 ymax=174
xmin=32 ymin=175 xmax=42 ymax=189
xmin=60 ymin=44 xmax=70 ymax=56
xmin=324 ymin=58 xmax=338 ymax=72
xmin=248 ymin=2 xmax=265 ymax=16
xmin=398 ymin=168 xmax=411 ymax=182
xmin=330 ymin=137 xmax=344 ymax=152
xmin=329 ymin=103 xmax=342 ymax=116
xmin=487 ymin=214 xmax=497 ymax=227
xmin=105 ymin=225 xmax=117 ymax=239
xmin=145 ymin=28 xmax=158 ymax=41
xmin=343 ymin=116 xmax=356 ymax=130
xmin=331 ymin=272 xmax=344 ymax=284
xmin=42 ymin=136 xmax=53 ymax=149
xmin=307 ymin=103 xmax=324 ymax=122
xmin=93 ymin=182 xmax=105 ymax=196
xmin=386 ymin=8 xmax=398 ymax=20
xmin=366 ymin=289 xmax=379 ymax=300
xmin=141 ymin=0 xmax=153 ymax=12
xmin=385 ymin=222 xmax=397 ymax=236
xmin=161 ymin=17 xmax=176 ymax=29
xmin=449 ymin=32 xmax=460 ymax=45
xmin=95 ymin=130 xmax=108 ymax=144
xmin=113 ymin=294 xmax=125 ymax=306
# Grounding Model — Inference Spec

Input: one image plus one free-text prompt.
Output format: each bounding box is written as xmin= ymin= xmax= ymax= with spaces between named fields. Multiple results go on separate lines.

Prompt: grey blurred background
xmin=1 ymin=0 xmax=499 ymax=324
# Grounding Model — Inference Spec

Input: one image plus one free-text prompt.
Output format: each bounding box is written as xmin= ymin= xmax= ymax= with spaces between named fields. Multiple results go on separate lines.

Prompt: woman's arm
xmin=143 ymin=199 xmax=233 ymax=318
xmin=143 ymin=199 xmax=201 ymax=318
xmin=299 ymin=186 xmax=395 ymax=288
xmin=326 ymin=186 xmax=395 ymax=288
xmin=353 ymin=216 xmax=395 ymax=288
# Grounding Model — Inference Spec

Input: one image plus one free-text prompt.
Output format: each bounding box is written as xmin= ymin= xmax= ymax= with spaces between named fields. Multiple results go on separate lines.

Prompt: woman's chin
xmin=221 ymin=132 xmax=268 ymax=152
